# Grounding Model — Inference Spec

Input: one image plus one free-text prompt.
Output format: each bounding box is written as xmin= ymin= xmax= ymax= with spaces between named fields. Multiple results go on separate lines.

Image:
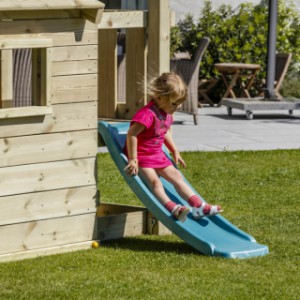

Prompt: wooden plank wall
xmin=0 ymin=18 xmax=99 ymax=257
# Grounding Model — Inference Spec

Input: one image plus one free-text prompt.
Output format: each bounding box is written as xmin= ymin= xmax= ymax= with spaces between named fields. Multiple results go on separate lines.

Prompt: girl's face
xmin=157 ymin=97 xmax=181 ymax=114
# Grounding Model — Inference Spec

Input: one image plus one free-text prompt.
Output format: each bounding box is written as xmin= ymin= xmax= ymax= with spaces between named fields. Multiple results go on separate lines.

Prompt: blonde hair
xmin=147 ymin=72 xmax=188 ymax=105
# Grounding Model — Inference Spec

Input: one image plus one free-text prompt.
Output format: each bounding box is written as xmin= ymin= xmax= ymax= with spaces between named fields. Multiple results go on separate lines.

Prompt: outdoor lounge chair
xmin=170 ymin=37 xmax=210 ymax=125
xmin=259 ymin=53 xmax=292 ymax=99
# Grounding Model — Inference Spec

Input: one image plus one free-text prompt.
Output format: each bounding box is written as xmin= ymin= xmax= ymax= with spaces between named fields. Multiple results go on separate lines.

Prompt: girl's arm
xmin=164 ymin=128 xmax=187 ymax=168
xmin=124 ymin=122 xmax=145 ymax=175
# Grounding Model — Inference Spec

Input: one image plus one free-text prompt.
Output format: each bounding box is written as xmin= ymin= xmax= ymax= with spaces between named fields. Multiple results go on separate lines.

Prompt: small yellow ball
xmin=92 ymin=241 xmax=99 ymax=248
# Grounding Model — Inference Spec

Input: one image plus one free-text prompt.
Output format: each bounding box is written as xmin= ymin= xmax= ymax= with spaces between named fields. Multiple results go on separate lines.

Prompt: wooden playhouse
xmin=0 ymin=0 xmax=171 ymax=262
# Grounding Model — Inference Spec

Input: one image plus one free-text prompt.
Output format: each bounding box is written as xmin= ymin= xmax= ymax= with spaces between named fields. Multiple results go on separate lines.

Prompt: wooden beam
xmin=0 ymin=50 xmax=13 ymax=108
xmin=0 ymin=0 xmax=105 ymax=11
xmin=0 ymin=106 xmax=53 ymax=119
xmin=0 ymin=10 xmax=81 ymax=20
xmin=0 ymin=38 xmax=53 ymax=50
xmin=98 ymin=10 xmax=147 ymax=29
xmin=147 ymin=0 xmax=170 ymax=76
xmin=0 ymin=19 xmax=97 ymax=36
xmin=81 ymin=8 xmax=103 ymax=24
xmin=0 ymin=31 xmax=98 ymax=47
xmin=41 ymin=48 xmax=52 ymax=106
xmin=98 ymin=29 xmax=117 ymax=118
xmin=123 ymin=28 xmax=147 ymax=119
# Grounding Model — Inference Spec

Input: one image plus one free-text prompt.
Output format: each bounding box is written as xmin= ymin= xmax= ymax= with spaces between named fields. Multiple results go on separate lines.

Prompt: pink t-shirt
xmin=125 ymin=100 xmax=174 ymax=168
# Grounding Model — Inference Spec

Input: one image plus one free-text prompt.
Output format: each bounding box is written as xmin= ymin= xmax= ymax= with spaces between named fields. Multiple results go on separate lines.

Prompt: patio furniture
xmin=215 ymin=63 xmax=261 ymax=99
xmin=172 ymin=51 xmax=190 ymax=60
xmin=170 ymin=37 xmax=210 ymax=125
xmin=198 ymin=78 xmax=218 ymax=106
xmin=258 ymin=53 xmax=292 ymax=99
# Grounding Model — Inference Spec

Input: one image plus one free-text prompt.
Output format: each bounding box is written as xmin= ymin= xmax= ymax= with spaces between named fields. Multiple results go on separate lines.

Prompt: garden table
xmin=215 ymin=63 xmax=261 ymax=99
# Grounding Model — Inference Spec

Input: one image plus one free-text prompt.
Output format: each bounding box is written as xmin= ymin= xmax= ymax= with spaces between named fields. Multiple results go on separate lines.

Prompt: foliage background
xmin=170 ymin=0 xmax=300 ymax=100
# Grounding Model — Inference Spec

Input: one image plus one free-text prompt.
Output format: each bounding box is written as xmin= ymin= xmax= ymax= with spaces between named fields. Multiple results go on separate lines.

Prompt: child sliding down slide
xmin=124 ymin=72 xmax=222 ymax=222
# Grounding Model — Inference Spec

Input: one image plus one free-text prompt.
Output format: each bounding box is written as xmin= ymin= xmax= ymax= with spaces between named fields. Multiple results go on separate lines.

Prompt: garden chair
xmin=170 ymin=37 xmax=210 ymax=125
xmin=198 ymin=78 xmax=218 ymax=106
xmin=258 ymin=53 xmax=292 ymax=99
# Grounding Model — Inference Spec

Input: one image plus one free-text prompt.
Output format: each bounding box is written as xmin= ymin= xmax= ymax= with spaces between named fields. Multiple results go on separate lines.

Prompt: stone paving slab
xmin=172 ymin=106 xmax=300 ymax=152
xmin=98 ymin=106 xmax=300 ymax=153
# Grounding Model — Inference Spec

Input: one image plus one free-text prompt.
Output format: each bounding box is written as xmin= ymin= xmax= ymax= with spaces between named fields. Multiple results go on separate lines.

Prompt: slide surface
xmin=98 ymin=121 xmax=269 ymax=259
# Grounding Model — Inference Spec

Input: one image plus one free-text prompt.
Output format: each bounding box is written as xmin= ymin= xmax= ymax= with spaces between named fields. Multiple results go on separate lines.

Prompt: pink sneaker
xmin=192 ymin=202 xmax=223 ymax=219
xmin=172 ymin=205 xmax=190 ymax=223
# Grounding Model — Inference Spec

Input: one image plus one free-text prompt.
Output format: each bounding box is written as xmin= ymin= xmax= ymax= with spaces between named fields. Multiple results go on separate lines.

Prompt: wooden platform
xmin=221 ymin=98 xmax=300 ymax=120
xmin=97 ymin=203 xmax=171 ymax=241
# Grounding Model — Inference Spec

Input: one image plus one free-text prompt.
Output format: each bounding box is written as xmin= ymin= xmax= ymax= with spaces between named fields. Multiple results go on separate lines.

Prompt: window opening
xmin=0 ymin=40 xmax=51 ymax=111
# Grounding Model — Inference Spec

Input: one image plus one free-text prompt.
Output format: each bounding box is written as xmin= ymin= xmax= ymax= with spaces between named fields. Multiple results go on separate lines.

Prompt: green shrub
xmin=281 ymin=77 xmax=300 ymax=98
xmin=171 ymin=0 xmax=300 ymax=100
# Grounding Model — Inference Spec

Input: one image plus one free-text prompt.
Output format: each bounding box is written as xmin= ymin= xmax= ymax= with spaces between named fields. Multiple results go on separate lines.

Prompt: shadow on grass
xmin=101 ymin=236 xmax=201 ymax=255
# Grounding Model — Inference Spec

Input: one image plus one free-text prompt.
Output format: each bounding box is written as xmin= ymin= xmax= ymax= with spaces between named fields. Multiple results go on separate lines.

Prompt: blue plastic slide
xmin=98 ymin=121 xmax=269 ymax=259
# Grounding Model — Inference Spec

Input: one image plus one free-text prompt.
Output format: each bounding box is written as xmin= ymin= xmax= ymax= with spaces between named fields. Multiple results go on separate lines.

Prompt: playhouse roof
xmin=0 ymin=0 xmax=104 ymax=11
xmin=0 ymin=0 xmax=105 ymax=24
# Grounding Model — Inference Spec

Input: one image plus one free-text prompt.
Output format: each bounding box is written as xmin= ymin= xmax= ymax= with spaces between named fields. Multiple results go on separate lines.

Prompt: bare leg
xmin=156 ymin=165 xmax=195 ymax=201
xmin=157 ymin=165 xmax=222 ymax=217
xmin=139 ymin=166 xmax=221 ymax=220
xmin=139 ymin=167 xmax=191 ymax=222
xmin=139 ymin=167 xmax=171 ymax=206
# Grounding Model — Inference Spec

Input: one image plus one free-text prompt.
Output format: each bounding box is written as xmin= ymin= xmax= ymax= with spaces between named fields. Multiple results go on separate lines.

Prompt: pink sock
xmin=188 ymin=195 xmax=220 ymax=214
xmin=188 ymin=195 xmax=203 ymax=208
xmin=165 ymin=201 xmax=177 ymax=212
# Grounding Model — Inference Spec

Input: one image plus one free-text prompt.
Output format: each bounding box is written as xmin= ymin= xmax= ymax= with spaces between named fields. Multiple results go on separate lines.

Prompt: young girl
xmin=124 ymin=72 xmax=222 ymax=222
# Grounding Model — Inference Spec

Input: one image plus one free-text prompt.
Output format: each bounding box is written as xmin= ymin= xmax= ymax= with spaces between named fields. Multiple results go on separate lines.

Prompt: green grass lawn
xmin=0 ymin=150 xmax=299 ymax=299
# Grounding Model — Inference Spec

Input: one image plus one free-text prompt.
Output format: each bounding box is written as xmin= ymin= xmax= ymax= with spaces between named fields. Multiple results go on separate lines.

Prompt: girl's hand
xmin=124 ymin=158 xmax=138 ymax=176
xmin=172 ymin=150 xmax=187 ymax=168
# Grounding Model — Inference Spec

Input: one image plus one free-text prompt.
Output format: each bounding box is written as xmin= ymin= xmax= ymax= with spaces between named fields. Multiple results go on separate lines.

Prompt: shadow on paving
xmin=208 ymin=113 xmax=300 ymax=121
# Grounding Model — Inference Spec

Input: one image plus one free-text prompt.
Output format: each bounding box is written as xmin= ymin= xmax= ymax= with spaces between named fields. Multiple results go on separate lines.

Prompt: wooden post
xmin=98 ymin=29 xmax=118 ymax=118
xmin=123 ymin=28 xmax=147 ymax=119
xmin=0 ymin=50 xmax=13 ymax=108
xmin=147 ymin=0 xmax=170 ymax=77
